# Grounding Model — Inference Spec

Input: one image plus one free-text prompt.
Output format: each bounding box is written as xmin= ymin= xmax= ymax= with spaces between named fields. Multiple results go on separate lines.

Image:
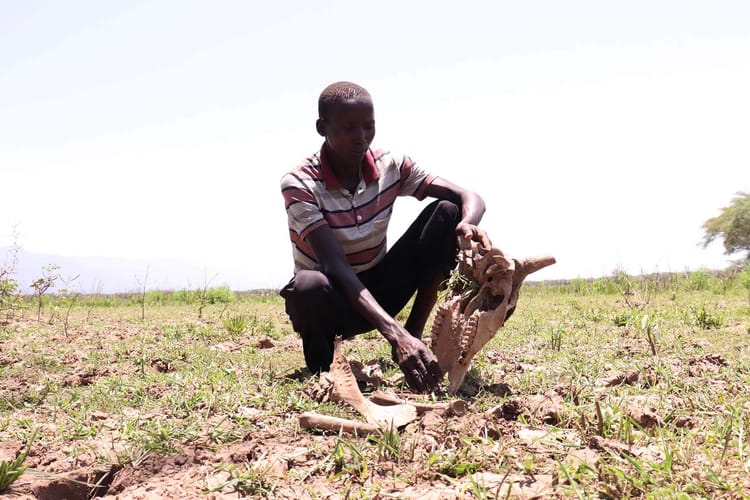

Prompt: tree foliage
xmin=702 ymin=191 xmax=750 ymax=260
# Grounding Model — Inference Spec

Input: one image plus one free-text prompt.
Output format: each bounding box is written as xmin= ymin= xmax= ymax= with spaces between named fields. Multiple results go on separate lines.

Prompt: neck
xmin=325 ymin=145 xmax=364 ymax=181
xmin=325 ymin=145 xmax=363 ymax=174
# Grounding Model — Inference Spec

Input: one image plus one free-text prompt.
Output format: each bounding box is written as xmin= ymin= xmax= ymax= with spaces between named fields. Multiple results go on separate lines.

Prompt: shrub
xmin=688 ymin=270 xmax=711 ymax=291
xmin=592 ymin=278 xmax=618 ymax=295
xmin=172 ymin=289 xmax=196 ymax=304
xmin=145 ymin=290 xmax=167 ymax=305
xmin=206 ymin=286 xmax=236 ymax=304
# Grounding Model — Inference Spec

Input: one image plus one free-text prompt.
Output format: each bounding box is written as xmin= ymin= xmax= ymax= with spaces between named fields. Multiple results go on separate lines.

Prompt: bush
xmin=688 ymin=270 xmax=711 ymax=291
xmin=145 ymin=290 xmax=167 ymax=305
xmin=592 ymin=278 xmax=619 ymax=295
xmin=172 ymin=289 xmax=196 ymax=304
xmin=206 ymin=286 xmax=236 ymax=304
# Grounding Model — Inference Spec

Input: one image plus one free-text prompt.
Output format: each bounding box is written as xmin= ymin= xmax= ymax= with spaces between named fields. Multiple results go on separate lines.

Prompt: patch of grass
xmin=222 ymin=314 xmax=249 ymax=334
xmin=206 ymin=462 xmax=277 ymax=496
xmin=688 ymin=304 xmax=725 ymax=329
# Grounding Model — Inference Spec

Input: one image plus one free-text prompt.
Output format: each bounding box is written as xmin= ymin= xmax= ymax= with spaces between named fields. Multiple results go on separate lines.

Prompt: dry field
xmin=1 ymin=274 xmax=749 ymax=498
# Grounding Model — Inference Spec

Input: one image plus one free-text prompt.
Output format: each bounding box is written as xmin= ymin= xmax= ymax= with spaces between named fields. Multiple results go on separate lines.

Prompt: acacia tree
xmin=702 ymin=191 xmax=750 ymax=260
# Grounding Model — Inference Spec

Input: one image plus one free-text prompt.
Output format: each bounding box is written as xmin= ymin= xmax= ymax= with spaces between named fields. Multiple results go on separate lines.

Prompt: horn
xmin=516 ymin=256 xmax=556 ymax=281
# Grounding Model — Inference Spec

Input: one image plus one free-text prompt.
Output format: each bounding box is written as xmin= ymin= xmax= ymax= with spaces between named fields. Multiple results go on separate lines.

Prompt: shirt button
xmin=357 ymin=215 xmax=362 ymax=221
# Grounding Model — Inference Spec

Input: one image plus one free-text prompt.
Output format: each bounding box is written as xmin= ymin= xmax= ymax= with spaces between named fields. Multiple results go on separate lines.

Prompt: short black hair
xmin=318 ymin=81 xmax=371 ymax=119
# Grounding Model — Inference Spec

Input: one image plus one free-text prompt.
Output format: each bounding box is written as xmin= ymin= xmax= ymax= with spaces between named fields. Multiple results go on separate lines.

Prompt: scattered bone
xmin=430 ymin=238 xmax=555 ymax=394
xmin=306 ymin=371 xmax=337 ymax=403
xmin=349 ymin=358 xmax=384 ymax=387
xmin=369 ymin=391 xmax=468 ymax=416
xmin=299 ymin=411 xmax=379 ymax=436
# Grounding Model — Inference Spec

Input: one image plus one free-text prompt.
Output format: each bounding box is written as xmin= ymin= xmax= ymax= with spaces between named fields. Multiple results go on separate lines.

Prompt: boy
xmin=280 ymin=81 xmax=489 ymax=392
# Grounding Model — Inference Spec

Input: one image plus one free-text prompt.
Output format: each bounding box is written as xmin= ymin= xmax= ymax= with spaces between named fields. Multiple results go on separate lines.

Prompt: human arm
xmin=423 ymin=177 xmax=491 ymax=247
xmin=305 ymin=225 xmax=442 ymax=392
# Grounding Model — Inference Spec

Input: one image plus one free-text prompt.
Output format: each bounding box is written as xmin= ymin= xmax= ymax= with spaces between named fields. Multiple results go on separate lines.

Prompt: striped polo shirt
xmin=281 ymin=146 xmax=436 ymax=273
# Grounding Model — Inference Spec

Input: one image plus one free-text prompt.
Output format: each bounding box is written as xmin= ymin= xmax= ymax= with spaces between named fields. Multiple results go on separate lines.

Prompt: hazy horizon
xmin=1 ymin=242 xmax=739 ymax=295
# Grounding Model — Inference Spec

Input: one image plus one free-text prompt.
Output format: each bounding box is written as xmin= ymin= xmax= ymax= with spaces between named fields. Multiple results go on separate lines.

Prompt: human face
xmin=318 ymin=97 xmax=376 ymax=170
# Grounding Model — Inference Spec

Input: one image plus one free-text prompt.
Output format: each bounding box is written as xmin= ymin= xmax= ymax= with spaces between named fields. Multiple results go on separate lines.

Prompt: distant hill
xmin=0 ymin=246 xmax=275 ymax=294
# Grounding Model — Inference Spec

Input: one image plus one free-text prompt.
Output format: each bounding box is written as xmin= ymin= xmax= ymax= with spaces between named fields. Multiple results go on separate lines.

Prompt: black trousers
xmin=280 ymin=200 xmax=460 ymax=373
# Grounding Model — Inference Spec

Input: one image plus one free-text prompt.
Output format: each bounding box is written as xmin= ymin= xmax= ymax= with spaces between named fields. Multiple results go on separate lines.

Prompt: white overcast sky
xmin=1 ymin=0 xmax=749 ymax=289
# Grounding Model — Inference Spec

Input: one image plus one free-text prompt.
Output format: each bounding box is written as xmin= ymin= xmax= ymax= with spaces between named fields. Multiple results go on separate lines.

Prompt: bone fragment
xmin=299 ymin=411 xmax=379 ymax=435
xmin=369 ymin=391 xmax=468 ymax=416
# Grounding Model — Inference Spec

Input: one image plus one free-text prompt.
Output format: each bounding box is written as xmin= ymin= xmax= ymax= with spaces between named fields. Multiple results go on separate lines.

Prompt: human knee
xmin=289 ymin=270 xmax=331 ymax=295
xmin=280 ymin=270 xmax=332 ymax=328
xmin=434 ymin=199 xmax=460 ymax=224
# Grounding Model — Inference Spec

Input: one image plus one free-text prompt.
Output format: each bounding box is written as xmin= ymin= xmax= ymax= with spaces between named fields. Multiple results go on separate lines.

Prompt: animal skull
xmin=430 ymin=238 xmax=555 ymax=394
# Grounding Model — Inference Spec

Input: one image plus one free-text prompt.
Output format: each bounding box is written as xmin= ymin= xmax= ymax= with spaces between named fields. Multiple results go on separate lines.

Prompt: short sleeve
xmin=281 ymin=173 xmax=327 ymax=239
xmin=396 ymin=154 xmax=436 ymax=200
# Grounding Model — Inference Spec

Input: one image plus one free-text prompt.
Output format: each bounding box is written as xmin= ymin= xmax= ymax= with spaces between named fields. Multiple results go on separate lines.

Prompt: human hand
xmin=456 ymin=222 xmax=492 ymax=249
xmin=390 ymin=330 xmax=443 ymax=393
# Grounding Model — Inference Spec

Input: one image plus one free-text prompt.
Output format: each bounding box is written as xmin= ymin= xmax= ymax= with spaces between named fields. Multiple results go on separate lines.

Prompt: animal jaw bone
xmin=325 ymin=336 xmax=417 ymax=428
xmin=430 ymin=238 xmax=555 ymax=394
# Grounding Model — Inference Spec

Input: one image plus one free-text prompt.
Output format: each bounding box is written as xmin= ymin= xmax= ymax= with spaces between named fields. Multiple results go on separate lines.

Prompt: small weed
xmin=0 ymin=452 xmax=28 ymax=492
xmin=638 ymin=313 xmax=658 ymax=355
xmin=206 ymin=462 xmax=276 ymax=497
xmin=612 ymin=311 xmax=630 ymax=327
xmin=223 ymin=315 xmax=249 ymax=335
xmin=443 ymin=269 xmax=480 ymax=301
xmin=689 ymin=304 xmax=724 ymax=329
xmin=0 ymin=430 xmax=36 ymax=492
xmin=429 ymin=443 xmax=481 ymax=478
xmin=329 ymin=437 xmax=367 ymax=479
xmin=369 ymin=421 xmax=402 ymax=463
xmin=548 ymin=324 xmax=564 ymax=351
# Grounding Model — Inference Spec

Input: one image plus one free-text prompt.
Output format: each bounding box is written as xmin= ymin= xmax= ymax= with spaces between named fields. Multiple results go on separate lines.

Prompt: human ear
xmin=316 ymin=118 xmax=326 ymax=137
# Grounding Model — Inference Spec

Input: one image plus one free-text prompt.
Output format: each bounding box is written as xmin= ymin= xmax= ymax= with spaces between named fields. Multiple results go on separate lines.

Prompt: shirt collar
xmin=319 ymin=144 xmax=379 ymax=190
